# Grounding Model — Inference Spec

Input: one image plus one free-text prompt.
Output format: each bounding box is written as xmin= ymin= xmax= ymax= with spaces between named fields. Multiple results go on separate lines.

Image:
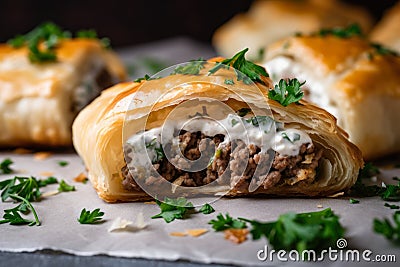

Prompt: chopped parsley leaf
xmin=78 ymin=208 xmax=104 ymax=224
xmin=199 ymin=203 xmax=215 ymax=214
xmin=0 ymin=158 xmax=14 ymax=174
xmin=268 ymin=78 xmax=304 ymax=107
xmin=151 ymin=197 xmax=194 ymax=223
xmin=208 ymin=213 xmax=247 ymax=231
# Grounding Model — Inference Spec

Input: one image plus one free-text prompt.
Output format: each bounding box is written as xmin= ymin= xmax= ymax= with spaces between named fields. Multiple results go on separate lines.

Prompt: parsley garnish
xmin=199 ymin=203 xmax=215 ymax=215
xmin=172 ymin=59 xmax=205 ymax=75
xmin=0 ymin=195 xmax=40 ymax=226
xmin=134 ymin=74 xmax=151 ymax=83
xmin=58 ymin=180 xmax=75 ymax=192
xmin=373 ymin=211 xmax=400 ymax=244
xmin=385 ymin=203 xmax=400 ymax=210
xmin=58 ymin=161 xmax=68 ymax=167
xmin=281 ymin=132 xmax=301 ymax=143
xmin=231 ymin=118 xmax=239 ymax=127
xmin=76 ymin=29 xmax=110 ymax=48
xmin=317 ymin=23 xmax=363 ymax=39
xmin=7 ymin=22 xmax=110 ymax=63
xmin=268 ymin=78 xmax=305 ymax=107
xmin=151 ymin=197 xmax=195 ymax=223
xmin=236 ymin=108 xmax=251 ymax=117
xmin=0 ymin=158 xmax=14 ymax=174
xmin=224 ymin=79 xmax=234 ymax=85
xmin=349 ymin=198 xmax=360 ymax=204
xmin=370 ymin=43 xmax=398 ymax=57
xmin=38 ymin=176 xmax=58 ymax=187
xmin=381 ymin=183 xmax=400 ymax=201
xmin=0 ymin=176 xmax=41 ymax=202
xmin=240 ymin=208 xmax=344 ymax=252
xmin=145 ymin=138 xmax=165 ymax=163
xmin=78 ymin=208 xmax=104 ymax=224
xmin=208 ymin=48 xmax=269 ymax=85
xmin=208 ymin=213 xmax=247 ymax=231
xmin=359 ymin=162 xmax=380 ymax=179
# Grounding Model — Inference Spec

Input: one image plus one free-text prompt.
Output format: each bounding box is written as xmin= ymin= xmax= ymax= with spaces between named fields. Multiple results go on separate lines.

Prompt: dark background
xmin=0 ymin=0 xmax=398 ymax=48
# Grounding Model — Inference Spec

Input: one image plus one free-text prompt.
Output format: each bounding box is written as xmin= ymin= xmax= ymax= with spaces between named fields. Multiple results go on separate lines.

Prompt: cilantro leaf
xmin=151 ymin=197 xmax=194 ymax=223
xmin=78 ymin=208 xmax=104 ymax=224
xmin=199 ymin=203 xmax=215 ymax=214
xmin=172 ymin=59 xmax=205 ymax=75
xmin=240 ymin=208 xmax=344 ymax=252
xmin=373 ymin=211 xmax=400 ymax=244
xmin=208 ymin=48 xmax=269 ymax=85
xmin=268 ymin=78 xmax=305 ymax=106
xmin=58 ymin=180 xmax=75 ymax=192
xmin=0 ymin=158 xmax=14 ymax=174
xmin=208 ymin=213 xmax=247 ymax=231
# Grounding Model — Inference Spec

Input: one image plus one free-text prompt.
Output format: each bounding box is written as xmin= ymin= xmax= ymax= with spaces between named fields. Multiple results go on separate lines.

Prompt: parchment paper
xmin=0 ymin=151 xmax=399 ymax=266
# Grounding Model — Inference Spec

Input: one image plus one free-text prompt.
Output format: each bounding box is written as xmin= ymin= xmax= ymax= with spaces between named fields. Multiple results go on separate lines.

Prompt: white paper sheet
xmin=0 ymin=152 xmax=399 ymax=266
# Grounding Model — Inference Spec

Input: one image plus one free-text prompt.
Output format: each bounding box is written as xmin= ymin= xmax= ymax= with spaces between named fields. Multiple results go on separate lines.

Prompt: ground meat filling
xmin=122 ymin=131 xmax=323 ymax=192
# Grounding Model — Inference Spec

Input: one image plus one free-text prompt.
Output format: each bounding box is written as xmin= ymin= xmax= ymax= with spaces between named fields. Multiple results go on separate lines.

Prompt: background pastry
xmin=212 ymin=0 xmax=373 ymax=58
xmin=370 ymin=1 xmax=400 ymax=52
xmin=0 ymin=23 xmax=127 ymax=147
xmin=73 ymin=56 xmax=362 ymax=202
xmin=262 ymin=28 xmax=400 ymax=159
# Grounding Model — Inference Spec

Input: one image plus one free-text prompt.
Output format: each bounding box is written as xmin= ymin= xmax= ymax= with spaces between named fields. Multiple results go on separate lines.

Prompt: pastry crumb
xmin=186 ymin=229 xmax=208 ymax=237
xmin=317 ymin=204 xmax=323 ymax=208
xmin=73 ymin=172 xmax=88 ymax=183
xmin=170 ymin=232 xmax=187 ymax=237
xmin=224 ymin=228 xmax=249 ymax=244
xmin=328 ymin=192 xmax=344 ymax=198
xmin=34 ymin=152 xmax=53 ymax=160
xmin=41 ymin=190 xmax=60 ymax=198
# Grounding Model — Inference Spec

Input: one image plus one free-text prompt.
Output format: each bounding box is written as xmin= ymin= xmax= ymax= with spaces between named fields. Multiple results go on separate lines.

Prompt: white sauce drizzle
xmin=126 ymin=114 xmax=312 ymax=168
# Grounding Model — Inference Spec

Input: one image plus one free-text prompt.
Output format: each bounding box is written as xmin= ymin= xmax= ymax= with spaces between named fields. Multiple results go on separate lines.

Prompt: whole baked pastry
xmin=262 ymin=28 xmax=400 ymax=159
xmin=0 ymin=24 xmax=127 ymax=147
xmin=213 ymin=0 xmax=372 ymax=58
xmin=73 ymin=55 xmax=362 ymax=202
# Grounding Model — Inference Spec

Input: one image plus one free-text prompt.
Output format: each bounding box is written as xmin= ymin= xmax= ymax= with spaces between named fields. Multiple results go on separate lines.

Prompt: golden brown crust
xmin=371 ymin=1 xmax=400 ymax=52
xmin=212 ymin=0 xmax=373 ymax=58
xmin=73 ymin=64 xmax=363 ymax=202
xmin=0 ymin=39 xmax=127 ymax=147
xmin=264 ymin=34 xmax=400 ymax=159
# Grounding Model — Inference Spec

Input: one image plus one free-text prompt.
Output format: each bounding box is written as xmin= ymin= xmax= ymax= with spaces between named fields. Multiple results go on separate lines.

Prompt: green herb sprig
xmin=373 ymin=211 xmax=400 ymax=244
xmin=208 ymin=48 xmax=269 ymax=85
xmin=151 ymin=197 xmax=195 ymax=223
xmin=317 ymin=23 xmax=363 ymax=39
xmin=172 ymin=59 xmax=205 ymax=75
xmin=239 ymin=208 xmax=344 ymax=252
xmin=78 ymin=208 xmax=105 ymax=224
xmin=58 ymin=180 xmax=76 ymax=192
xmin=0 ymin=158 xmax=14 ymax=174
xmin=208 ymin=213 xmax=246 ymax=231
xmin=7 ymin=22 xmax=110 ymax=63
xmin=268 ymin=78 xmax=305 ymax=106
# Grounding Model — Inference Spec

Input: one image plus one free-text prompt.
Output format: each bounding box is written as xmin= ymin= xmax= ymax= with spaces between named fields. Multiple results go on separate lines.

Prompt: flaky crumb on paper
xmin=73 ymin=172 xmax=88 ymax=183
xmin=33 ymin=152 xmax=53 ymax=160
xmin=224 ymin=228 xmax=249 ymax=244
xmin=170 ymin=229 xmax=208 ymax=237
xmin=108 ymin=217 xmax=133 ymax=232
xmin=144 ymin=201 xmax=156 ymax=205
xmin=328 ymin=192 xmax=344 ymax=198
xmin=108 ymin=212 xmax=147 ymax=233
